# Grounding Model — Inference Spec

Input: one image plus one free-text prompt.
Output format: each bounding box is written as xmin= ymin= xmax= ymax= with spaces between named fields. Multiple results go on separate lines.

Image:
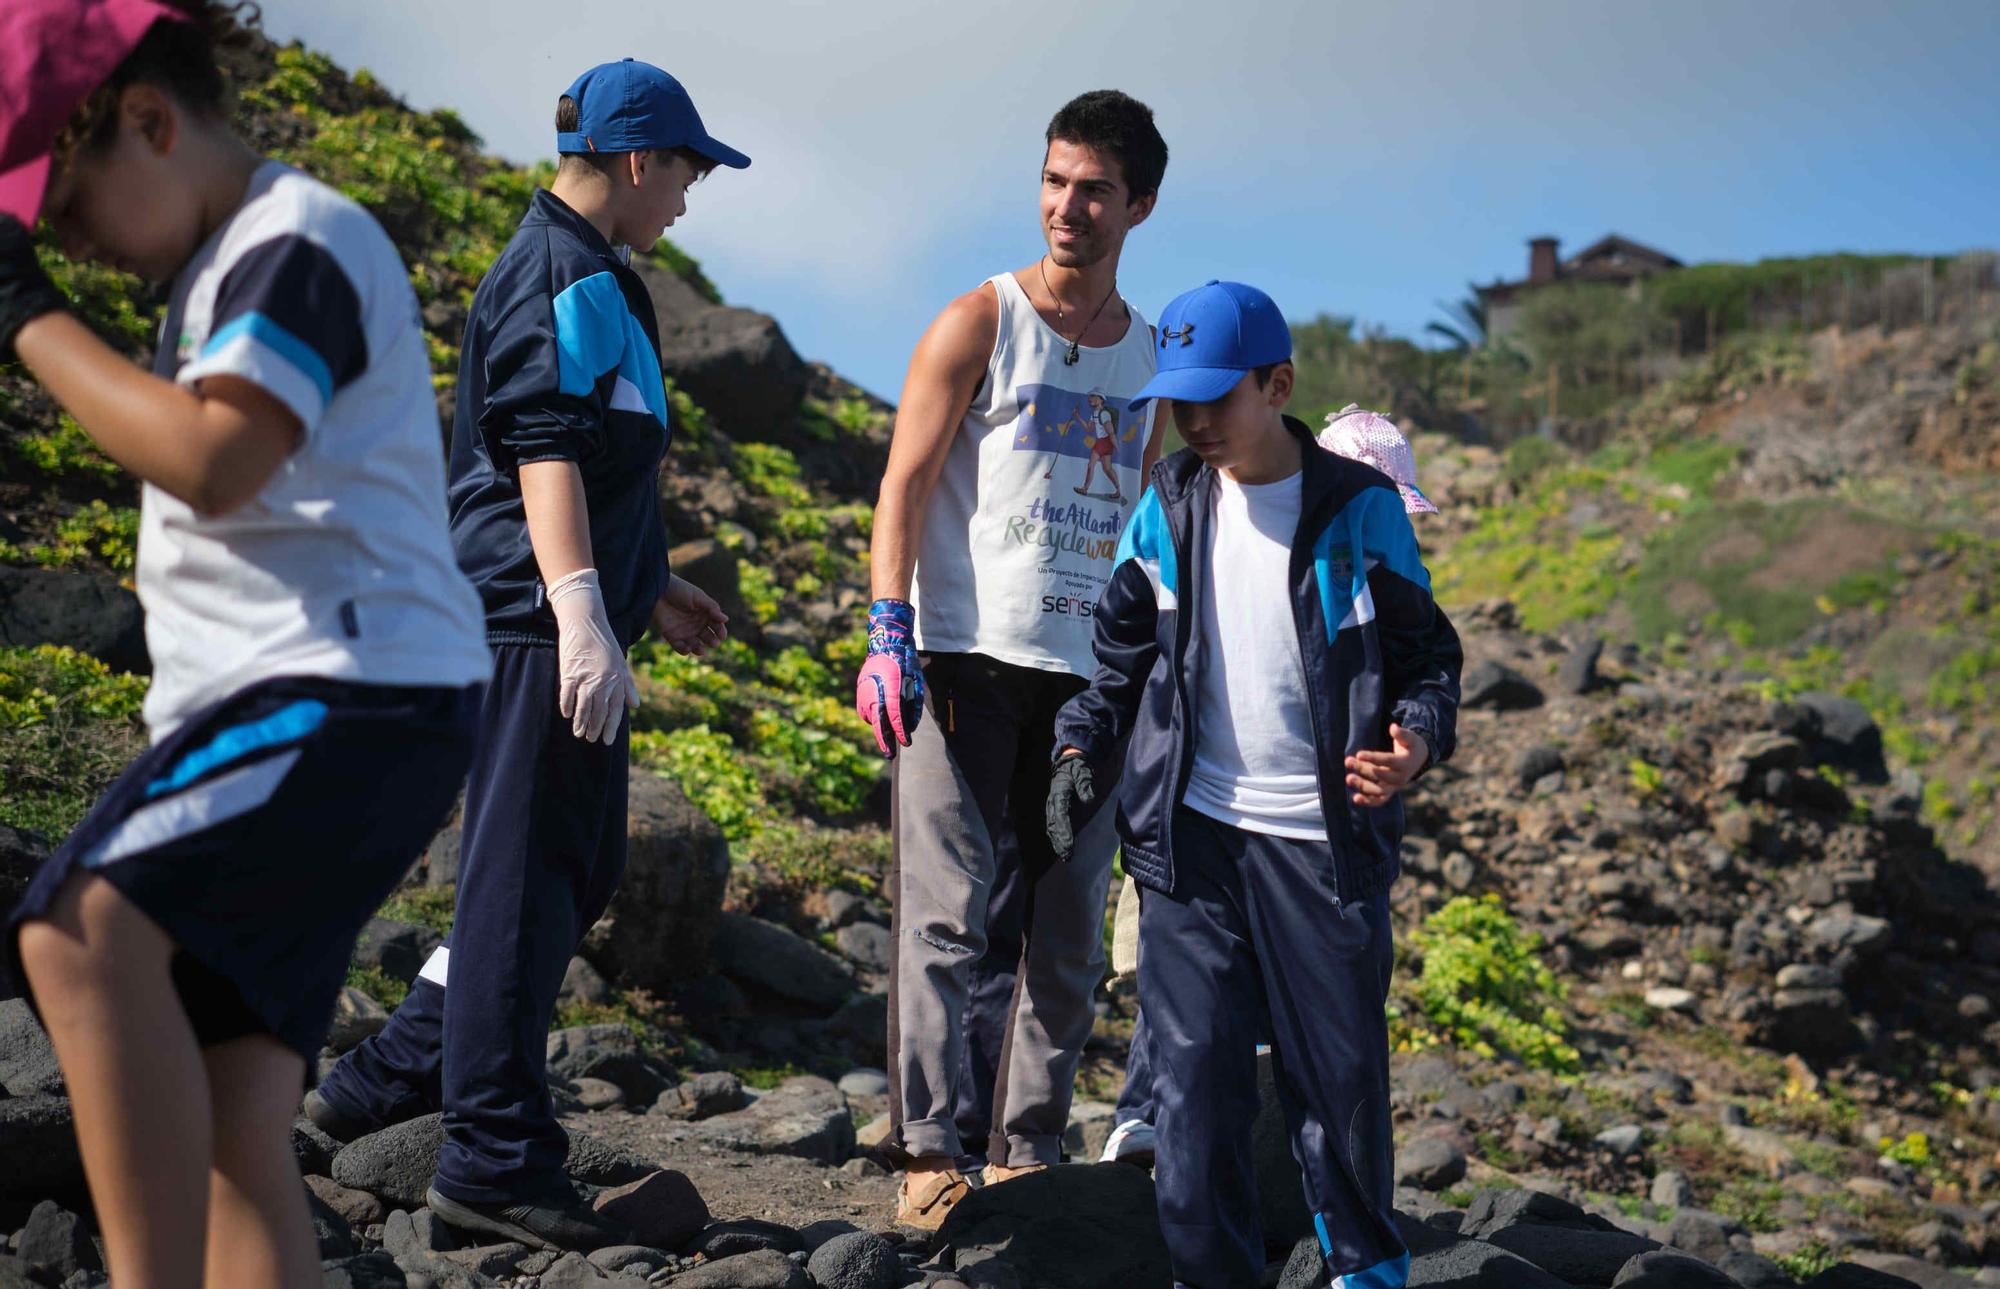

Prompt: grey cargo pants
xmin=887 ymin=650 xmax=1120 ymax=1168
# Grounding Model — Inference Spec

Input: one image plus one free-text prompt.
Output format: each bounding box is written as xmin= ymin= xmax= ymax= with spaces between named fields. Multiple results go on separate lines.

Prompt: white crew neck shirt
xmin=1182 ymin=468 xmax=1327 ymax=840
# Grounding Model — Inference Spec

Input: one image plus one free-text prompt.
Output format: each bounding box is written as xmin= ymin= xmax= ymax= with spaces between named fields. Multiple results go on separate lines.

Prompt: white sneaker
xmin=1100 ymin=1119 xmax=1156 ymax=1165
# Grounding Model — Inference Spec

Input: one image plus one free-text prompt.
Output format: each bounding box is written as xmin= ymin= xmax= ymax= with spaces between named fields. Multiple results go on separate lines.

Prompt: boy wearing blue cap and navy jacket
xmin=306 ymin=59 xmax=743 ymax=1250
xmin=1047 ymin=281 xmax=1462 ymax=1288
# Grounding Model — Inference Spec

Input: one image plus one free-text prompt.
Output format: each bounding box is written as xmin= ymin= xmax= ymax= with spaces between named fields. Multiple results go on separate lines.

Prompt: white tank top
xmin=912 ymin=272 xmax=1158 ymax=676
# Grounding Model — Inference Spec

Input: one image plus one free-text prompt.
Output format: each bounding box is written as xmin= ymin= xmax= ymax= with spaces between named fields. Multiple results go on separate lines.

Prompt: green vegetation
xmin=1398 ymin=894 xmax=1580 ymax=1074
xmin=1625 ymin=499 xmax=1912 ymax=646
xmin=378 ymin=885 xmax=457 ymax=936
xmin=344 ymin=963 xmax=409 ymax=1010
xmin=732 ymin=442 xmax=814 ymax=507
xmin=1429 ymin=462 xmax=1623 ymax=633
xmin=736 ymin=1063 xmax=807 ymax=1090
xmin=0 ymin=646 xmax=148 ymax=837
xmin=0 ymin=501 xmax=139 ymax=574
xmin=1773 ymin=1243 xmax=1840 ymax=1281
xmin=9 ymin=413 xmax=121 ymax=482
xmin=1879 ymin=1131 xmax=1932 ymax=1169
xmin=629 ymin=639 xmax=881 ymax=847
xmin=1627 ymin=757 xmax=1666 ymax=801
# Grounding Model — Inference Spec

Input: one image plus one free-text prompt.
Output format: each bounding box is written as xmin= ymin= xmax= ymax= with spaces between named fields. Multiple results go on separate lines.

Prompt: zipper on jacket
xmin=1163 ymin=460 xmax=1201 ymax=849
xmin=1288 ymin=458 xmax=1353 ymax=902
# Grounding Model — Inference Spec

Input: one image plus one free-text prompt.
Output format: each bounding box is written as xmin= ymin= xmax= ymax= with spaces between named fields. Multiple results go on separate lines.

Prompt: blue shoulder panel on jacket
xmin=551 ymin=271 xmax=669 ymax=429
xmin=1314 ymin=484 xmax=1431 ymax=641
xmin=1357 ymin=485 xmax=1430 ymax=592
xmin=1115 ymin=487 xmax=1178 ymax=608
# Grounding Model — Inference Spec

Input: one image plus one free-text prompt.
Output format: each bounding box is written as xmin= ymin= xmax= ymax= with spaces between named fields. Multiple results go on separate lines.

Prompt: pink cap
xmin=1318 ymin=404 xmax=1438 ymax=514
xmin=0 ymin=0 xmax=191 ymax=225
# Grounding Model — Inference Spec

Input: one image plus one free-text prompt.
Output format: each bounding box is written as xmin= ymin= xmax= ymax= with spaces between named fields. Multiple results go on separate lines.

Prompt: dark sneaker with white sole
xmin=424 ymin=1184 xmax=632 ymax=1252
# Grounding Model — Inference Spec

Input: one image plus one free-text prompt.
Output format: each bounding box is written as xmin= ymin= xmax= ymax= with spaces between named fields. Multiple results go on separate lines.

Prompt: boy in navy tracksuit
xmin=1047 ymin=282 xmax=1461 ymax=1289
xmin=305 ymin=59 xmax=744 ymax=1250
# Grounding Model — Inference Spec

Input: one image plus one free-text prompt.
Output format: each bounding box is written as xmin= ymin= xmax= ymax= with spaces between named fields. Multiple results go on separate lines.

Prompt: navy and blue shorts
xmin=8 ymin=675 xmax=479 ymax=1063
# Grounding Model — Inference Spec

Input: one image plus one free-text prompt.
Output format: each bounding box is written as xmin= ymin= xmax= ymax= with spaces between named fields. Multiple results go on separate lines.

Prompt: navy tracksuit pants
xmin=1140 ymin=807 xmax=1408 ymax=1289
xmin=1116 ymin=1007 xmax=1156 ymax=1127
xmin=317 ymin=645 xmax=628 ymax=1204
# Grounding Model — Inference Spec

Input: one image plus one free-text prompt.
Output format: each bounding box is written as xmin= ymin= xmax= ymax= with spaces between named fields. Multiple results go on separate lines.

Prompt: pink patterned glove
xmin=855 ymin=597 xmax=924 ymax=758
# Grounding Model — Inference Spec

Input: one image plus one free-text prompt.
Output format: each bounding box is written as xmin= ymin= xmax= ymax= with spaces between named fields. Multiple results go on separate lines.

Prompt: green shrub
xmin=1878 ymin=1131 xmax=1931 ymax=1169
xmin=378 ymin=885 xmax=456 ymax=936
xmin=1502 ymin=435 xmax=1569 ymax=488
xmin=1929 ymin=644 xmax=2000 ymax=716
xmin=1430 ymin=472 xmax=1622 ymax=632
xmin=1 ymin=501 xmax=141 ymax=574
xmin=748 ymin=698 xmax=878 ymax=818
xmin=0 ymin=646 xmax=148 ymax=836
xmin=738 ymin=822 xmax=887 ymax=892
xmin=737 ymin=563 xmax=781 ymax=624
xmin=1402 ymin=894 xmax=1579 ymax=1073
xmin=733 ymin=442 xmax=813 ymax=507
xmin=345 ymin=962 xmax=409 ymax=1010
xmin=663 ymin=376 xmax=716 ymax=447
xmin=632 ymin=725 xmax=765 ymax=840
xmin=1627 ymin=758 xmax=1666 ymax=800
xmin=1645 ymin=439 xmax=1742 ymax=500
xmin=1772 ymin=1243 xmax=1839 ymax=1280
xmin=10 ymin=414 xmax=122 ymax=481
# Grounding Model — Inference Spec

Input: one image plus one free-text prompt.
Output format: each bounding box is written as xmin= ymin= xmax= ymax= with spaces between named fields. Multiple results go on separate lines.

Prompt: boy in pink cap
xmin=0 ymin=3 xmax=490 ymax=1283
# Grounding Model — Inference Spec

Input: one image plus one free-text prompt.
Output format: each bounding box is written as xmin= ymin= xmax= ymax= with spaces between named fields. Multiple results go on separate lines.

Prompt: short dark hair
xmin=1251 ymin=361 xmax=1288 ymax=388
xmin=50 ymin=1 xmax=253 ymax=176
xmin=554 ymin=95 xmax=716 ymax=182
xmin=1045 ymin=90 xmax=1168 ymax=201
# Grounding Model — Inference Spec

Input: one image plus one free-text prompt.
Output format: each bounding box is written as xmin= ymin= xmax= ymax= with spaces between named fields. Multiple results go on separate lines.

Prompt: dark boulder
xmin=581 ymin=771 xmax=731 ymax=993
xmin=1461 ymin=660 xmax=1545 ymax=711
xmin=0 ymin=565 xmax=147 ymax=673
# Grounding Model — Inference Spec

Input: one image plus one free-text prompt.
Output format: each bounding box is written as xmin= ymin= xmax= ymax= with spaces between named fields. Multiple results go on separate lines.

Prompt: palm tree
xmin=1426 ymin=285 xmax=1489 ymax=350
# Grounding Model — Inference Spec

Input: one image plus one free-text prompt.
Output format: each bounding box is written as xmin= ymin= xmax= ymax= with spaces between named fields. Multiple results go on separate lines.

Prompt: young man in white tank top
xmin=858 ymin=90 xmax=1169 ymax=1228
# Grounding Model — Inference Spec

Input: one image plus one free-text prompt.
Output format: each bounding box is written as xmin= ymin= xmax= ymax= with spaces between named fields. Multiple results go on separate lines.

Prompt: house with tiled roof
xmin=1479 ymin=234 xmax=1683 ymax=341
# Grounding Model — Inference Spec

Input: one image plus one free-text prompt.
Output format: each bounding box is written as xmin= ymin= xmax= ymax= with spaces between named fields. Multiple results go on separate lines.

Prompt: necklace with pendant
xmin=1039 ymin=257 xmax=1118 ymax=366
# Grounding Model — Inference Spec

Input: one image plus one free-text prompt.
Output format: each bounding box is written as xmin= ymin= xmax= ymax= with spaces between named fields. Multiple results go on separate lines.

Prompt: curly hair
xmin=1045 ymin=90 xmax=1169 ymax=202
xmin=47 ymin=1 xmax=261 ymax=178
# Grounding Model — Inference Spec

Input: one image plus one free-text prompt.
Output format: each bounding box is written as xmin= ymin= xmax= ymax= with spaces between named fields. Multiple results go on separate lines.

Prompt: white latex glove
xmin=548 ymin=568 xmax=639 ymax=744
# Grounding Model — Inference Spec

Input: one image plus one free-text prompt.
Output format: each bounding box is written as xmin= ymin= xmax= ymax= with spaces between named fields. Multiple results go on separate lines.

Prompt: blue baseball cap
xmin=1129 ymin=280 xmax=1292 ymax=409
xmin=557 ymin=59 xmax=750 ymax=170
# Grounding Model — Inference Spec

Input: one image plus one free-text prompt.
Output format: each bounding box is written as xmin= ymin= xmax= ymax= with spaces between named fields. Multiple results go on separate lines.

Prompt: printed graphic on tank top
xmin=912 ymin=272 xmax=1158 ymax=677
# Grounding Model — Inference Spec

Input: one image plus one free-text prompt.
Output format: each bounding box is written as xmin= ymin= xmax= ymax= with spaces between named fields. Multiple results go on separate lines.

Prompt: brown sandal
xmin=896 ymin=1167 xmax=972 ymax=1231
xmin=980 ymin=1161 xmax=1048 ymax=1186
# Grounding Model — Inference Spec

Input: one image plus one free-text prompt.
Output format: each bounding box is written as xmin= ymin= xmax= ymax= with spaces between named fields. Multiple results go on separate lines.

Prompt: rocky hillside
xmin=4 ymin=16 xmax=2000 ymax=1289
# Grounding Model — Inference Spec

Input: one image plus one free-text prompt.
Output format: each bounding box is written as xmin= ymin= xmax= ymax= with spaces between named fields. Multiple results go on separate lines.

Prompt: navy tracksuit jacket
xmin=320 ymin=189 xmax=671 ymax=1203
xmin=1054 ymin=418 xmax=1461 ymax=1288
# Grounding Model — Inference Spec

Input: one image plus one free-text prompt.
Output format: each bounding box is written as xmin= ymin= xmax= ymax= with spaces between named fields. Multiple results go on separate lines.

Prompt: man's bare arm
xmin=868 ymin=285 xmax=999 ymax=600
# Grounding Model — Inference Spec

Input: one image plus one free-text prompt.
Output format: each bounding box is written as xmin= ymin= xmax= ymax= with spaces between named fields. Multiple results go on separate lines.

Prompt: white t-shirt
xmin=1183 ymin=469 xmax=1327 ymax=839
xmin=139 ymin=161 xmax=490 ymax=738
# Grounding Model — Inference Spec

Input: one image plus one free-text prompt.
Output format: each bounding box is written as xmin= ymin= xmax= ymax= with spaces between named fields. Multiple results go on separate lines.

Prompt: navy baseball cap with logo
xmin=557 ymin=58 xmax=750 ymax=170
xmin=1129 ymin=280 xmax=1292 ymax=409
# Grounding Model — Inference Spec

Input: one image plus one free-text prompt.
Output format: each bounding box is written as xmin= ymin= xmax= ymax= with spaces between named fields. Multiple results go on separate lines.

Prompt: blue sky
xmin=257 ymin=0 xmax=1999 ymax=402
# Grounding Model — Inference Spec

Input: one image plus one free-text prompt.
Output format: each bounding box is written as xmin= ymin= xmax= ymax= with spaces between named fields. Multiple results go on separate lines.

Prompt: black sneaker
xmin=424 ymin=1184 xmax=632 ymax=1252
xmin=301 ymin=1088 xmax=380 ymax=1144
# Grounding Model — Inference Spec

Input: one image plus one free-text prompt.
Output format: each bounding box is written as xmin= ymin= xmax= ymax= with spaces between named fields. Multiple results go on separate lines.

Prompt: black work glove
xmin=0 ymin=215 xmax=67 ymax=362
xmin=1045 ymin=754 xmax=1096 ymax=863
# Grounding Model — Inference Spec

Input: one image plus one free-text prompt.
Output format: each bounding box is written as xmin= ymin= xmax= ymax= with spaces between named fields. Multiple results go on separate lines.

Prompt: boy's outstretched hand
xmin=651 ymin=575 xmax=729 ymax=656
xmin=1345 ymin=723 xmax=1430 ymax=807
